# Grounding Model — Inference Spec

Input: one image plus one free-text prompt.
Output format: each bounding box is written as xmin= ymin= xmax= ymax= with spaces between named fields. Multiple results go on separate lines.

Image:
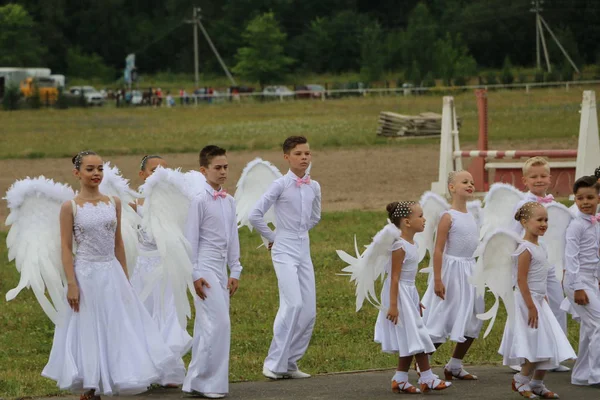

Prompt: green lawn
xmin=0 ymin=211 xmax=581 ymax=399
xmin=1 ymin=86 xmax=597 ymax=160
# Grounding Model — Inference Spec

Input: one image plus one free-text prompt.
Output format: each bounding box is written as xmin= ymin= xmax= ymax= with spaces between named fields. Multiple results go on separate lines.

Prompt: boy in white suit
xmin=183 ymin=145 xmax=243 ymax=398
xmin=249 ymin=136 xmax=322 ymax=380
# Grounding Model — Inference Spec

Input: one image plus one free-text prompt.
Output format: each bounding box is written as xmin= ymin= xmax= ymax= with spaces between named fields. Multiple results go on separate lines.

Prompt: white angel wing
xmin=414 ymin=192 xmax=450 ymax=269
xmin=480 ymin=183 xmax=525 ymax=240
xmin=235 ymin=158 xmax=283 ymax=244
xmin=467 ymin=199 xmax=483 ymax=230
xmin=569 ymin=203 xmax=579 ymax=216
xmin=183 ymin=170 xmax=207 ymax=198
xmin=306 ymin=162 xmax=312 ymax=175
xmin=99 ymin=162 xmax=140 ymax=276
xmin=4 ymin=177 xmax=75 ymax=324
xmin=138 ymin=167 xmax=195 ymax=328
xmin=337 ymin=223 xmax=401 ymax=311
xmin=470 ymin=229 xmax=521 ymax=338
xmin=545 ymin=202 xmax=574 ymax=281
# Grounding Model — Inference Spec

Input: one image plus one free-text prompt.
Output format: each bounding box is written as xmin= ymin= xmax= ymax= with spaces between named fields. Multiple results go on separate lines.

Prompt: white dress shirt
xmin=564 ymin=210 xmax=600 ymax=291
xmin=249 ymin=170 xmax=321 ymax=243
xmin=185 ymin=181 xmax=243 ymax=282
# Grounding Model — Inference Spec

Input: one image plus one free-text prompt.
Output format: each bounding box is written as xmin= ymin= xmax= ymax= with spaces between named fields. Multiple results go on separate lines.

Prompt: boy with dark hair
xmin=250 ymin=135 xmax=321 ymax=380
xmin=183 ymin=145 xmax=242 ymax=399
xmin=564 ymin=176 xmax=600 ymax=386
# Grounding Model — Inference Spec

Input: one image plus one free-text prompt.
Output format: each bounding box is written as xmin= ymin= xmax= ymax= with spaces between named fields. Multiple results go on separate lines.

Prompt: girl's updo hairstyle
xmin=140 ymin=154 xmax=163 ymax=171
xmin=386 ymin=201 xmax=417 ymax=227
xmin=514 ymin=201 xmax=544 ymax=222
xmin=72 ymin=150 xmax=98 ymax=170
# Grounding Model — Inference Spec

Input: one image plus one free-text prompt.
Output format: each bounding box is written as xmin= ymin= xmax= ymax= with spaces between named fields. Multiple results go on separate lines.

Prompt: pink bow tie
xmin=536 ymin=194 xmax=554 ymax=204
xmin=591 ymin=214 xmax=600 ymax=223
xmin=296 ymin=176 xmax=311 ymax=187
xmin=213 ymin=189 xmax=227 ymax=200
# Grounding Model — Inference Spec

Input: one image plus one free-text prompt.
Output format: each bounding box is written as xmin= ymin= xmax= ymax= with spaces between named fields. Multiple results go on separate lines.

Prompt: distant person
xmin=166 ymin=91 xmax=175 ymax=108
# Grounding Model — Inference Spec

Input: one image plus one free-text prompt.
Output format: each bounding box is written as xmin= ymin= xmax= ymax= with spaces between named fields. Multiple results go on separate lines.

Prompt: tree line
xmin=1 ymin=0 xmax=599 ymax=86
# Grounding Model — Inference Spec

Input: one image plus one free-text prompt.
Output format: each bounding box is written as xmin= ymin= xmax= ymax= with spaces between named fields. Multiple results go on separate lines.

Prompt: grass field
xmin=1 ymin=87 xmax=596 ymax=160
xmin=0 ymin=87 xmax=590 ymax=399
xmin=0 ymin=211 xmax=581 ymax=399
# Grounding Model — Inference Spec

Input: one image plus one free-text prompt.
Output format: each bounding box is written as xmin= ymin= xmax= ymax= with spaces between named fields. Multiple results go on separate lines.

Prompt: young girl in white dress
xmin=129 ymin=155 xmax=193 ymax=387
xmin=42 ymin=151 xmax=183 ymax=400
xmin=422 ymin=170 xmax=484 ymax=380
xmin=375 ymin=201 xmax=452 ymax=394
xmin=500 ymin=202 xmax=576 ymax=399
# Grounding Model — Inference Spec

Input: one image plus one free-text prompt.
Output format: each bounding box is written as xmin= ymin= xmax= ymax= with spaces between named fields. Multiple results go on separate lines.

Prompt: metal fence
xmin=121 ymin=79 xmax=600 ymax=107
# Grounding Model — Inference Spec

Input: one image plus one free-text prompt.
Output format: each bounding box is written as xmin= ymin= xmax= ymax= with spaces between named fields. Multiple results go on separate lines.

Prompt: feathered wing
xmin=99 ymin=162 xmax=140 ymax=276
xmin=467 ymin=199 xmax=483 ymax=231
xmin=470 ymin=229 xmax=521 ymax=338
xmin=480 ymin=183 xmax=525 ymax=240
xmin=4 ymin=177 xmax=75 ymax=324
xmin=235 ymin=158 xmax=283 ymax=244
xmin=138 ymin=167 xmax=194 ymax=328
xmin=337 ymin=223 xmax=401 ymax=312
xmin=545 ymin=202 xmax=573 ymax=281
xmin=183 ymin=170 xmax=207 ymax=198
xmin=414 ymin=192 xmax=450 ymax=272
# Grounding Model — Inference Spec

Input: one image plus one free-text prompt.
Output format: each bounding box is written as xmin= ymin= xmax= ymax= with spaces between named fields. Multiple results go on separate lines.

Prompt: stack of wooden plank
xmin=376 ymin=111 xmax=460 ymax=137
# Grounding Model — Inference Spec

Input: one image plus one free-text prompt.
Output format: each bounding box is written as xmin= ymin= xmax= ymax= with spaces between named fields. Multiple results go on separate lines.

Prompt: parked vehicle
xmin=263 ymin=85 xmax=294 ymax=97
xmin=21 ymin=77 xmax=59 ymax=104
xmin=329 ymin=82 xmax=366 ymax=98
xmin=295 ymin=84 xmax=326 ymax=99
xmin=69 ymin=86 xmax=105 ymax=106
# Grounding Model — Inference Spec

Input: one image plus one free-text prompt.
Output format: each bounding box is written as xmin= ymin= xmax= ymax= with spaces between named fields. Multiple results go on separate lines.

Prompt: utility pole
xmin=185 ymin=7 xmax=237 ymax=87
xmin=530 ymin=0 xmax=580 ymax=74
xmin=531 ymin=0 xmax=543 ymax=70
xmin=197 ymin=16 xmax=237 ymax=86
xmin=186 ymin=7 xmax=202 ymax=88
xmin=193 ymin=7 xmax=200 ymax=88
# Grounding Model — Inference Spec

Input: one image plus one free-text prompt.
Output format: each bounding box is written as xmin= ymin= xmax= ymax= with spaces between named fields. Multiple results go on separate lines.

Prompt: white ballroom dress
xmin=130 ymin=203 xmax=192 ymax=384
xmin=499 ymin=241 xmax=576 ymax=369
xmin=374 ymin=238 xmax=436 ymax=356
xmin=421 ymin=209 xmax=484 ymax=343
xmin=42 ymin=200 xmax=184 ymax=395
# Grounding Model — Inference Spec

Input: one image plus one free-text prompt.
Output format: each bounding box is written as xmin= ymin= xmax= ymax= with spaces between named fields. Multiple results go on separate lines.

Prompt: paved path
xmin=44 ymin=364 xmax=600 ymax=400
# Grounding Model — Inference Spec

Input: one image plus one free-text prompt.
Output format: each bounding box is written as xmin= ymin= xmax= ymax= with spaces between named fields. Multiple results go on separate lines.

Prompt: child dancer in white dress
xmin=563 ymin=176 xmax=600 ymax=386
xmin=375 ymin=201 xmax=452 ymax=394
xmin=422 ymin=170 xmax=483 ymax=380
xmin=129 ymin=155 xmax=192 ymax=387
xmin=500 ymin=202 xmax=576 ymax=398
xmin=42 ymin=151 xmax=182 ymax=400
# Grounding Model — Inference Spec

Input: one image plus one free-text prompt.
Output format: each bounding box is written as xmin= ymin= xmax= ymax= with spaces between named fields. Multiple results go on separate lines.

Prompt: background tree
xmin=66 ymin=48 xmax=115 ymax=81
xmin=232 ymin=12 xmax=294 ymax=87
xmin=2 ymin=0 xmax=599 ymax=81
xmin=433 ymin=33 xmax=476 ymax=86
xmin=403 ymin=2 xmax=438 ymax=79
xmin=359 ymin=22 xmax=385 ymax=83
xmin=501 ymin=56 xmax=514 ymax=85
xmin=0 ymin=3 xmax=46 ymax=66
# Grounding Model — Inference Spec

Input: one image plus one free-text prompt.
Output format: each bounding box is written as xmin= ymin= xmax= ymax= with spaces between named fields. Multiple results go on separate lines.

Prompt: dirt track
xmin=0 ymin=145 xmax=440 ymax=226
xmin=0 ymin=137 xmax=578 ymax=229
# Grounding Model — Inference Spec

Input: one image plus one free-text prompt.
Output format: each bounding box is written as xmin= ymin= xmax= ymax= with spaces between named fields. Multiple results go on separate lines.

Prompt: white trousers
xmin=564 ymin=271 xmax=600 ymax=385
xmin=546 ymin=269 xmax=567 ymax=333
xmin=264 ymin=234 xmax=316 ymax=374
xmin=183 ymin=269 xmax=231 ymax=394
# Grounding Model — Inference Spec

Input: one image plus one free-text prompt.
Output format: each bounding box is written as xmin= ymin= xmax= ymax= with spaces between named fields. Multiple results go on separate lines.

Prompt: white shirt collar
xmin=203 ymin=181 xmax=222 ymax=195
xmin=576 ymin=209 xmax=597 ymax=223
xmin=286 ymin=169 xmax=309 ymax=180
